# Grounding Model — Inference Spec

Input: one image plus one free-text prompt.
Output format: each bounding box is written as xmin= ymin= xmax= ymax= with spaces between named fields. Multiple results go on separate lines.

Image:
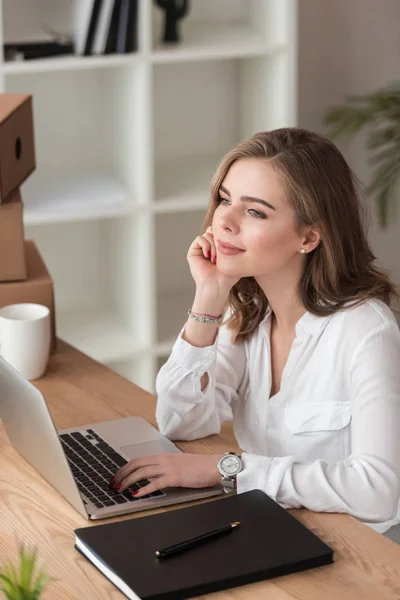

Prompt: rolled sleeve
xmin=169 ymin=330 xmax=217 ymax=376
xmin=156 ymin=324 xmax=246 ymax=441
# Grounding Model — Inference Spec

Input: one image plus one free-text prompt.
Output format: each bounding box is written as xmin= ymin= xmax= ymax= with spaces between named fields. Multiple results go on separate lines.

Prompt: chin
xmin=217 ymin=264 xmax=238 ymax=276
xmin=217 ymin=264 xmax=247 ymax=278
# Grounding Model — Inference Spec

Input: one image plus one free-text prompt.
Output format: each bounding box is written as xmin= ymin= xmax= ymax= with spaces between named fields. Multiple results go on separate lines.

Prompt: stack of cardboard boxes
xmin=0 ymin=94 xmax=56 ymax=352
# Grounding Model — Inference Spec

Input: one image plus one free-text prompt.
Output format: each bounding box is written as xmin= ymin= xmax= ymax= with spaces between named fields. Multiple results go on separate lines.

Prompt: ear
xmin=302 ymin=225 xmax=321 ymax=253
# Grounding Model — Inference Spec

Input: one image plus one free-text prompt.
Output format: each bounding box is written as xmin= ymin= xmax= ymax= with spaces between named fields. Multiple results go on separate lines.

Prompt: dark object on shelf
xmin=104 ymin=0 xmax=122 ymax=53
xmin=4 ymin=40 xmax=74 ymax=62
xmin=105 ymin=0 xmax=138 ymax=54
xmin=83 ymin=0 xmax=102 ymax=55
xmin=74 ymin=0 xmax=138 ymax=56
xmin=154 ymin=0 xmax=190 ymax=44
xmin=116 ymin=0 xmax=138 ymax=53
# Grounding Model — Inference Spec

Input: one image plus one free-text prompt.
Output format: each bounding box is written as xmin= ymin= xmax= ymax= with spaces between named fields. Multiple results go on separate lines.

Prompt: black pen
xmin=155 ymin=521 xmax=240 ymax=558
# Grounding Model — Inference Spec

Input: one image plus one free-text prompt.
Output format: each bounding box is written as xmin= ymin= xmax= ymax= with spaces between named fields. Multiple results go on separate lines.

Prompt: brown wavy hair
xmin=201 ymin=128 xmax=400 ymax=342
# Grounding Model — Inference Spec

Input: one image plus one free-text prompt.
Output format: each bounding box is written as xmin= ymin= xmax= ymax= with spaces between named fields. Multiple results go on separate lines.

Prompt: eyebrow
xmin=219 ymin=185 xmax=276 ymax=211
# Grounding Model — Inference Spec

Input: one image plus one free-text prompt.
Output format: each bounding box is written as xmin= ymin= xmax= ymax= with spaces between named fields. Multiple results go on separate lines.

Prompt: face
xmin=211 ymin=158 xmax=310 ymax=282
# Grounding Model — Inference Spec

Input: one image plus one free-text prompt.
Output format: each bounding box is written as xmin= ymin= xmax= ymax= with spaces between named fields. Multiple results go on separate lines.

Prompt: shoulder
xmin=332 ymin=299 xmax=398 ymax=335
xmin=328 ymin=299 xmax=400 ymax=358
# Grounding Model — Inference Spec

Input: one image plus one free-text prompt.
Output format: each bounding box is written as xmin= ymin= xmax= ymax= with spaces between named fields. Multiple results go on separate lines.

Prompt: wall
xmin=297 ymin=0 xmax=400 ymax=286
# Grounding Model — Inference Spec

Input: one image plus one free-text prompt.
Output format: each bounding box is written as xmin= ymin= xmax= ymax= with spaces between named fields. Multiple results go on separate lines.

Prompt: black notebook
xmin=75 ymin=489 xmax=334 ymax=600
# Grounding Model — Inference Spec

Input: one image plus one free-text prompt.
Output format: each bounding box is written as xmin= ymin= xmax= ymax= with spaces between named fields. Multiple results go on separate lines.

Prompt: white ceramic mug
xmin=0 ymin=303 xmax=51 ymax=380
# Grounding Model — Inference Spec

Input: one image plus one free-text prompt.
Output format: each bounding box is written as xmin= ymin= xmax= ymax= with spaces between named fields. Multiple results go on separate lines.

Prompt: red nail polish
xmin=131 ymin=490 xmax=139 ymax=496
xmin=114 ymin=484 xmax=121 ymax=492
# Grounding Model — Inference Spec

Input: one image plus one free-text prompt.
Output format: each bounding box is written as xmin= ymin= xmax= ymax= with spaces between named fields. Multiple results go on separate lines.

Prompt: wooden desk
xmin=1 ymin=341 xmax=400 ymax=600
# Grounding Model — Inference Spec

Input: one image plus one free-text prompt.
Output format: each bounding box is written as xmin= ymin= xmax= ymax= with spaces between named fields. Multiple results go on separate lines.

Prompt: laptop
xmin=0 ymin=356 xmax=222 ymax=520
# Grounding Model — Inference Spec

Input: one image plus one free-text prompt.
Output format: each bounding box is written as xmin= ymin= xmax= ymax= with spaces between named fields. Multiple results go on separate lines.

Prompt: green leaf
xmin=368 ymin=160 xmax=400 ymax=228
xmin=324 ymin=105 xmax=372 ymax=139
xmin=368 ymin=148 xmax=400 ymax=169
xmin=324 ymin=81 xmax=400 ymax=227
xmin=0 ymin=547 xmax=52 ymax=600
xmin=378 ymin=187 xmax=389 ymax=229
xmin=32 ymin=571 xmax=52 ymax=599
xmin=0 ymin=573 xmax=19 ymax=600
xmin=0 ymin=574 xmax=12 ymax=585
xmin=18 ymin=548 xmax=35 ymax=592
xmin=367 ymin=126 xmax=400 ymax=150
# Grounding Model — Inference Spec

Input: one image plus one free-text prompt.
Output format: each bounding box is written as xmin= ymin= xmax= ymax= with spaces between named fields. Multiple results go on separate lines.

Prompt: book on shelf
xmin=73 ymin=0 xmax=102 ymax=56
xmin=92 ymin=0 xmax=115 ymax=54
xmin=73 ymin=0 xmax=138 ymax=57
xmin=115 ymin=0 xmax=138 ymax=54
xmin=104 ymin=0 xmax=122 ymax=54
xmin=4 ymin=40 xmax=74 ymax=62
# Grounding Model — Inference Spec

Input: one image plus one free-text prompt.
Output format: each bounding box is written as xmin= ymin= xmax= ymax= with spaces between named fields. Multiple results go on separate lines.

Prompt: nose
xmin=218 ymin=206 xmax=240 ymax=234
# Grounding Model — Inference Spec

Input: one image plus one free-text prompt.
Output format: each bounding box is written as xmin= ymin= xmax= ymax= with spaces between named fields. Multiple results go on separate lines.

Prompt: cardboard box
xmin=0 ymin=94 xmax=36 ymax=204
xmin=0 ymin=240 xmax=56 ymax=353
xmin=0 ymin=189 xmax=27 ymax=282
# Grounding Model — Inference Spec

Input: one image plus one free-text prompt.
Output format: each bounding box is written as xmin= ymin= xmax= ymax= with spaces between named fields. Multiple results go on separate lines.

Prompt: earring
xmin=300 ymin=249 xmax=306 ymax=254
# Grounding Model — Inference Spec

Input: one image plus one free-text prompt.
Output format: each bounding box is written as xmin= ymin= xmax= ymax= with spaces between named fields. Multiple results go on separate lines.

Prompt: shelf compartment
xmin=57 ymin=307 xmax=140 ymax=364
xmin=156 ymin=289 xmax=194 ymax=349
xmin=22 ymin=172 xmax=137 ymax=226
xmin=151 ymin=0 xmax=293 ymax=62
xmin=26 ymin=215 xmax=153 ymax=365
xmin=153 ymin=155 xmax=219 ymax=211
xmin=107 ymin=355 xmax=156 ymax=394
xmin=5 ymin=62 xmax=148 ymax=217
xmin=153 ymin=54 xmax=295 ymax=206
xmin=155 ymin=211 xmax=205 ymax=345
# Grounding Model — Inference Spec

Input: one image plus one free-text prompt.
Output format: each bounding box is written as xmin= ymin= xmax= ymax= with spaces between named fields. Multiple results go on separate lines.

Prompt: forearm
xmin=182 ymin=287 xmax=228 ymax=347
xmin=237 ymin=452 xmax=400 ymax=523
xmin=182 ymin=287 xmax=229 ymax=391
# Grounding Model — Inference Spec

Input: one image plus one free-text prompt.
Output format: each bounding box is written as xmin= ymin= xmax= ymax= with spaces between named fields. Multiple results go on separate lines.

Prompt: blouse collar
xmin=260 ymin=305 xmax=334 ymax=338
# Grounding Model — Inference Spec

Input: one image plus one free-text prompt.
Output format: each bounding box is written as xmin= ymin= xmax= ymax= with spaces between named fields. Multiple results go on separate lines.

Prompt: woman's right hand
xmin=187 ymin=226 xmax=240 ymax=296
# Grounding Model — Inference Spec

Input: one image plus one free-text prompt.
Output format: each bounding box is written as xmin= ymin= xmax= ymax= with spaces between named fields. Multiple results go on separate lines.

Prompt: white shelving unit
xmin=0 ymin=0 xmax=297 ymax=393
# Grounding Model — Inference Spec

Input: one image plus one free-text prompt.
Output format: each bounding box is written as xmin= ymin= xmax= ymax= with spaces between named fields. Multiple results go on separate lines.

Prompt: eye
xmin=216 ymin=194 xmax=230 ymax=205
xmin=216 ymin=195 xmax=267 ymax=219
xmin=248 ymin=209 xmax=267 ymax=220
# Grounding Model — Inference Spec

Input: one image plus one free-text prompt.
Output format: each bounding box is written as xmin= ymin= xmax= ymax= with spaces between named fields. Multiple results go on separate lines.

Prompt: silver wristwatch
xmin=217 ymin=452 xmax=243 ymax=493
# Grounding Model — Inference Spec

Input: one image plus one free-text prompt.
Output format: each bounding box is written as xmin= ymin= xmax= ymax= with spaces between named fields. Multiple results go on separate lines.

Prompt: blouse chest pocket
xmin=284 ymin=403 xmax=352 ymax=434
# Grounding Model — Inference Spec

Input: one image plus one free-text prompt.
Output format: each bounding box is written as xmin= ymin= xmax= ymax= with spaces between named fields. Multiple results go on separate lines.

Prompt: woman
xmin=112 ymin=128 xmax=400 ymax=538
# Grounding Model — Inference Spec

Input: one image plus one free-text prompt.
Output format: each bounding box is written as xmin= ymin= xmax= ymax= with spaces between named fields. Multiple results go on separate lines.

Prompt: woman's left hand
xmin=110 ymin=453 xmax=224 ymax=497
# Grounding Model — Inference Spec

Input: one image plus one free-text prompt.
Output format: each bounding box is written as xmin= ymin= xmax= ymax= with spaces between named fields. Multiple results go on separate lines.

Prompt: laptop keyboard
xmin=59 ymin=429 xmax=166 ymax=509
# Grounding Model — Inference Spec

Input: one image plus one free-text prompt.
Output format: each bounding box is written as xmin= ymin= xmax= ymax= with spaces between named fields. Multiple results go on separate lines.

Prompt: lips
xmin=217 ymin=240 xmax=246 ymax=256
xmin=217 ymin=240 xmax=245 ymax=251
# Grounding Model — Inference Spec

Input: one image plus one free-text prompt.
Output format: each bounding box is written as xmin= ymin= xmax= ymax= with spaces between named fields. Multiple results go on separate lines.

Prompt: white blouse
xmin=155 ymin=299 xmax=400 ymax=534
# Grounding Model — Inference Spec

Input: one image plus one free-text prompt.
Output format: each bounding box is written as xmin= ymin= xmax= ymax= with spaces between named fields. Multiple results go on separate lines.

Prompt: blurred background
xmin=1 ymin=0 xmax=399 ymax=393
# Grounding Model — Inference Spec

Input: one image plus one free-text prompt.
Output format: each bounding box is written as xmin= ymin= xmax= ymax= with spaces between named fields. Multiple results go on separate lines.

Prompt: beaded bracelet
xmin=188 ymin=309 xmax=223 ymax=324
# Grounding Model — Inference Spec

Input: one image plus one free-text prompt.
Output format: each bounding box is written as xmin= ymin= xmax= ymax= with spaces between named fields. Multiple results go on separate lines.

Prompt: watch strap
xmin=221 ymin=476 xmax=236 ymax=493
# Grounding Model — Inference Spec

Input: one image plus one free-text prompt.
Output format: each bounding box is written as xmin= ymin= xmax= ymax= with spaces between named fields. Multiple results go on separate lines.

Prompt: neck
xmin=256 ymin=266 xmax=306 ymax=333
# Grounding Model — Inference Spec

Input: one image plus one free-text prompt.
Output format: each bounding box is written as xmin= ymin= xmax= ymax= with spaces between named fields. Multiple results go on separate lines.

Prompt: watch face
xmin=220 ymin=454 xmax=241 ymax=476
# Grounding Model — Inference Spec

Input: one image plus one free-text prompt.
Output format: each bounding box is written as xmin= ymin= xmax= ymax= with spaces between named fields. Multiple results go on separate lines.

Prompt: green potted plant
xmin=0 ymin=547 xmax=52 ymax=600
xmin=324 ymin=82 xmax=400 ymax=228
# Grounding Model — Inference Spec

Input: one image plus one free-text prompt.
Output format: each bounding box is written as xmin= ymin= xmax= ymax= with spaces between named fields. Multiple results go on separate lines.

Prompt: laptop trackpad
xmin=120 ymin=439 xmax=181 ymax=460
